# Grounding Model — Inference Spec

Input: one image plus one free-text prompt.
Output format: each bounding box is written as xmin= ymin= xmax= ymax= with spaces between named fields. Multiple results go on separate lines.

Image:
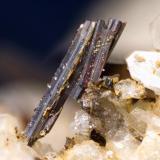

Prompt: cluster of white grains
xmin=126 ymin=51 xmax=160 ymax=95
xmin=0 ymin=114 xmax=40 ymax=160
xmin=62 ymin=50 xmax=160 ymax=160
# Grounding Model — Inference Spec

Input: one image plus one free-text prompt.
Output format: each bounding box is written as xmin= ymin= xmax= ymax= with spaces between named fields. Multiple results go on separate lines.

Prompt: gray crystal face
xmin=25 ymin=19 xmax=125 ymax=146
xmin=150 ymin=15 xmax=160 ymax=50
xmin=70 ymin=19 xmax=125 ymax=100
xmin=25 ymin=21 xmax=96 ymax=145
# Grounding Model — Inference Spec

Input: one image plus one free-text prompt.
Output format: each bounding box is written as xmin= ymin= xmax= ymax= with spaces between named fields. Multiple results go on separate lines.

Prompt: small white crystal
xmin=109 ymin=127 xmax=140 ymax=160
xmin=43 ymin=152 xmax=57 ymax=160
xmin=131 ymin=107 xmax=160 ymax=134
xmin=106 ymin=150 xmax=113 ymax=158
xmin=70 ymin=111 xmax=94 ymax=136
xmin=131 ymin=129 xmax=160 ymax=160
xmin=126 ymin=51 xmax=160 ymax=95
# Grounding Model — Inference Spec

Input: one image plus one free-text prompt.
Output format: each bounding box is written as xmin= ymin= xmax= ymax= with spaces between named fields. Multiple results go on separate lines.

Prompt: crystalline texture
xmin=55 ymin=140 xmax=118 ymax=160
xmin=131 ymin=129 xmax=160 ymax=160
xmin=114 ymin=79 xmax=146 ymax=99
xmin=108 ymin=127 xmax=140 ymax=160
xmin=25 ymin=21 xmax=96 ymax=145
xmin=25 ymin=19 xmax=125 ymax=146
xmin=71 ymin=110 xmax=94 ymax=136
xmin=126 ymin=51 xmax=160 ymax=95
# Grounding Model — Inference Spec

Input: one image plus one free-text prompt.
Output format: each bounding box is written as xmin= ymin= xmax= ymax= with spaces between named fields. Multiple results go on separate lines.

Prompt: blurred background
xmin=0 ymin=0 xmax=160 ymax=151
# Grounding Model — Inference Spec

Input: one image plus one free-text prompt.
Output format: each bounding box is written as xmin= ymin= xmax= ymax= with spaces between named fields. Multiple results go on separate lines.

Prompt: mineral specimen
xmin=55 ymin=50 xmax=160 ymax=160
xmin=4 ymin=50 xmax=160 ymax=160
xmin=25 ymin=19 xmax=125 ymax=146
xmin=15 ymin=14 xmax=160 ymax=160
xmin=25 ymin=20 xmax=96 ymax=145
xmin=62 ymin=76 xmax=160 ymax=160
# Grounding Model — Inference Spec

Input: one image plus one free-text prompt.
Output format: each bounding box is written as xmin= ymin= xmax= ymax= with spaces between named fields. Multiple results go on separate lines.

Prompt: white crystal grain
xmin=126 ymin=51 xmax=160 ymax=95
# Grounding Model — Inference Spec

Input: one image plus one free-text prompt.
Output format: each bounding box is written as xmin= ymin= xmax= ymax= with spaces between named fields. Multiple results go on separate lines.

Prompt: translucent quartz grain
xmin=71 ymin=110 xmax=94 ymax=136
xmin=108 ymin=127 xmax=140 ymax=160
xmin=114 ymin=79 xmax=146 ymax=99
xmin=131 ymin=129 xmax=160 ymax=160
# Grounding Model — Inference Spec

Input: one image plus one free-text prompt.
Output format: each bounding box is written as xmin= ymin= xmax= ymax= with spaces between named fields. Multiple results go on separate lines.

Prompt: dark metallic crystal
xmin=25 ymin=21 xmax=96 ymax=145
xmin=25 ymin=19 xmax=125 ymax=146
xmin=70 ymin=19 xmax=125 ymax=99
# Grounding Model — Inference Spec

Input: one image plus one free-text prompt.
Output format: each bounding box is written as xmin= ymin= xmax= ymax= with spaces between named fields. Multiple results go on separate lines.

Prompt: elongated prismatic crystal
xmin=25 ymin=19 xmax=125 ymax=146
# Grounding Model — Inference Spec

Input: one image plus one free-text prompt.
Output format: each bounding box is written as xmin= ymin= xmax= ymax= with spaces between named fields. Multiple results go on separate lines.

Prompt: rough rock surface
xmin=0 ymin=114 xmax=55 ymax=160
xmin=0 ymin=114 xmax=39 ymax=160
xmin=3 ymin=50 xmax=160 ymax=160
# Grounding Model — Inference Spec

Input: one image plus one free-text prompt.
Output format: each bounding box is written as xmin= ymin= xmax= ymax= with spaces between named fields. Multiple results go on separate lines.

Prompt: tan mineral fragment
xmin=114 ymin=79 xmax=146 ymax=99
